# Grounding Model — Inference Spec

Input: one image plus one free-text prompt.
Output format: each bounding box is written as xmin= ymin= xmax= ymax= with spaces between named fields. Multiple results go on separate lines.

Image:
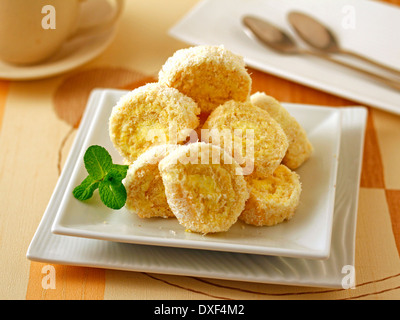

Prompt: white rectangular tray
xmin=170 ymin=0 xmax=400 ymax=115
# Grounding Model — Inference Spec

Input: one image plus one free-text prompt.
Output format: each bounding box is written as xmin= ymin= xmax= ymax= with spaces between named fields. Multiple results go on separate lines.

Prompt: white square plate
xmin=51 ymin=89 xmax=341 ymax=260
xmin=169 ymin=0 xmax=400 ymax=115
xmin=27 ymin=90 xmax=367 ymax=288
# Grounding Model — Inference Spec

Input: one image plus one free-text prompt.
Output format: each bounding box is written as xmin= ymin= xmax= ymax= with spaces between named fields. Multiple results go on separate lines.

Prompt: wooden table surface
xmin=1 ymin=0 xmax=400 ymax=300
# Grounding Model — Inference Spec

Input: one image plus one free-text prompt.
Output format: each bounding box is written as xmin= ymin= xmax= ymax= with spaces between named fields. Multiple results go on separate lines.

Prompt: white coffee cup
xmin=0 ymin=0 xmax=124 ymax=65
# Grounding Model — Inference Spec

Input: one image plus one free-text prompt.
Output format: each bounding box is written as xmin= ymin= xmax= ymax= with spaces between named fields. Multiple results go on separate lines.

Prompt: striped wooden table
xmin=1 ymin=0 xmax=400 ymax=300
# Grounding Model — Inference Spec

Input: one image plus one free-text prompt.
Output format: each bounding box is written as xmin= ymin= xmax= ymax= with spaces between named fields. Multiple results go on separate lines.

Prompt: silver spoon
xmin=242 ymin=15 xmax=400 ymax=91
xmin=287 ymin=11 xmax=400 ymax=77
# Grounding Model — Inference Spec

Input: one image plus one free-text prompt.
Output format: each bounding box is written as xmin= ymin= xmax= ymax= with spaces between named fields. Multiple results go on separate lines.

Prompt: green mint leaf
xmin=110 ymin=164 xmax=129 ymax=181
xmin=73 ymin=145 xmax=129 ymax=210
xmin=72 ymin=175 xmax=100 ymax=201
xmin=98 ymin=177 xmax=127 ymax=210
xmin=84 ymin=145 xmax=113 ymax=180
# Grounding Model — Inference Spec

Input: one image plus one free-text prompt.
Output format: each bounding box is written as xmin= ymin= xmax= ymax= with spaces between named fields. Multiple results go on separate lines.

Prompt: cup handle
xmin=68 ymin=0 xmax=125 ymax=39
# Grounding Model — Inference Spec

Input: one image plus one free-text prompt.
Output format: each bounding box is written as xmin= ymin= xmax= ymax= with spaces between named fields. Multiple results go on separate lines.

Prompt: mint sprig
xmin=73 ymin=145 xmax=129 ymax=210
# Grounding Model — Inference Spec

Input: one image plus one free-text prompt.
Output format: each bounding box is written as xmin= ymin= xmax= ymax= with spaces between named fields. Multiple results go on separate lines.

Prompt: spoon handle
xmin=341 ymin=49 xmax=400 ymax=77
xmin=304 ymin=50 xmax=400 ymax=91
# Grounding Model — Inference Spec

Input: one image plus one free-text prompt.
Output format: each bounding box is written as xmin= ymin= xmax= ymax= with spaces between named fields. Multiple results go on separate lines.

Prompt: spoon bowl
xmin=287 ymin=11 xmax=339 ymax=53
xmin=287 ymin=11 xmax=400 ymax=76
xmin=243 ymin=15 xmax=299 ymax=54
